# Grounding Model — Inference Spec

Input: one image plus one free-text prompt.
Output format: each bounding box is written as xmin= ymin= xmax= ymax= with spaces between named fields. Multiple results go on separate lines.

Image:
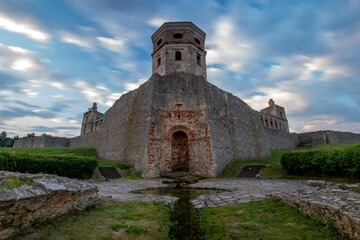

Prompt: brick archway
xmin=171 ymin=131 xmax=189 ymax=171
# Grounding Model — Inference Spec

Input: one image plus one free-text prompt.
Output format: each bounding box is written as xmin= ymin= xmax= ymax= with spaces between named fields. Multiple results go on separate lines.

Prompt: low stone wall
xmin=263 ymin=128 xmax=298 ymax=150
xmin=298 ymin=130 xmax=360 ymax=147
xmin=0 ymin=171 xmax=99 ymax=239
xmin=13 ymin=136 xmax=70 ymax=148
xmin=267 ymin=181 xmax=360 ymax=240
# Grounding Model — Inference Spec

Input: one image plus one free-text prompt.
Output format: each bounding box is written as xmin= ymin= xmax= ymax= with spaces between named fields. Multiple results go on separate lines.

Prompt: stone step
xmin=237 ymin=165 xmax=265 ymax=178
xmin=98 ymin=167 xmax=122 ymax=179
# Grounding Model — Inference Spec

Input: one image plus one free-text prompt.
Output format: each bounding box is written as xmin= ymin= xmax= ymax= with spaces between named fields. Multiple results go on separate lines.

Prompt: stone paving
xmin=89 ymin=178 xmax=360 ymax=209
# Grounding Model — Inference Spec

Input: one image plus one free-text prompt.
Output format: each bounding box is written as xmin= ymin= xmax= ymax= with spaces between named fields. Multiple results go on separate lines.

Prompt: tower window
xmin=194 ymin=37 xmax=201 ymax=44
xmin=173 ymin=33 xmax=183 ymax=39
xmin=157 ymin=38 xmax=162 ymax=46
xmin=197 ymin=54 xmax=201 ymax=66
xmin=175 ymin=51 xmax=182 ymax=61
xmin=157 ymin=57 xmax=161 ymax=67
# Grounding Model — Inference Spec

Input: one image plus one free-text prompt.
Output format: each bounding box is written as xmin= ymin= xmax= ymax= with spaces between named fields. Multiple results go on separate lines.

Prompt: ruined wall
xmin=0 ymin=171 xmax=99 ymax=239
xmin=298 ymin=130 xmax=360 ymax=147
xmin=145 ymin=73 xmax=214 ymax=177
xmin=203 ymin=82 xmax=271 ymax=175
xmin=263 ymin=128 xmax=298 ymax=150
xmin=70 ymin=77 xmax=155 ymax=175
xmin=13 ymin=136 xmax=70 ymax=148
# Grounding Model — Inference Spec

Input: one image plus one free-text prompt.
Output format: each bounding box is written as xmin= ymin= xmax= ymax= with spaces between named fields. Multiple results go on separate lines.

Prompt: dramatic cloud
xmin=0 ymin=0 xmax=359 ymax=137
xmin=0 ymin=14 xmax=50 ymax=42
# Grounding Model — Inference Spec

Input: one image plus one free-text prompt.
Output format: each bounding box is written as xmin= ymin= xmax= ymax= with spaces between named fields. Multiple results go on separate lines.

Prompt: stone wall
xmin=203 ymin=82 xmax=271 ymax=175
xmin=13 ymin=135 xmax=70 ymax=148
xmin=146 ymin=73 xmax=215 ymax=177
xmin=0 ymin=171 xmax=99 ymax=239
xmin=298 ymin=130 xmax=360 ymax=147
xmin=70 ymin=76 xmax=155 ymax=176
xmin=263 ymin=128 xmax=298 ymax=150
xmin=267 ymin=181 xmax=360 ymax=240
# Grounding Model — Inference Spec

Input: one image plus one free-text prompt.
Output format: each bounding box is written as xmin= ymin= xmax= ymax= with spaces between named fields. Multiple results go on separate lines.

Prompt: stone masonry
xmin=0 ymin=171 xmax=99 ymax=239
xmin=13 ymin=22 xmax=360 ymax=178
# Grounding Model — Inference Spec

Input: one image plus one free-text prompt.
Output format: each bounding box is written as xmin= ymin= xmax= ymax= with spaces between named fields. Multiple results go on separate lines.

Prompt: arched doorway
xmin=171 ymin=131 xmax=189 ymax=171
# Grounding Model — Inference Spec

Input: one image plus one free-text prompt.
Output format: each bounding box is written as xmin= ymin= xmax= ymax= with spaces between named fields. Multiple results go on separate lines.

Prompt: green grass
xmin=199 ymin=199 xmax=345 ymax=240
xmin=220 ymin=144 xmax=355 ymax=182
xmin=1 ymin=147 xmax=139 ymax=179
xmin=0 ymin=176 xmax=33 ymax=189
xmin=0 ymin=147 xmax=98 ymax=158
xmin=10 ymin=199 xmax=172 ymax=240
xmin=97 ymin=160 xmax=130 ymax=169
xmin=122 ymin=170 xmax=143 ymax=179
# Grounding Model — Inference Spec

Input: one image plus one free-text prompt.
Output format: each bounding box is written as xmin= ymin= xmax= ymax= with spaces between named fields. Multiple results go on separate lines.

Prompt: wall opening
xmin=171 ymin=131 xmax=189 ymax=172
xmin=175 ymin=51 xmax=182 ymax=61
xmin=197 ymin=54 xmax=201 ymax=66
xmin=157 ymin=57 xmax=161 ymax=67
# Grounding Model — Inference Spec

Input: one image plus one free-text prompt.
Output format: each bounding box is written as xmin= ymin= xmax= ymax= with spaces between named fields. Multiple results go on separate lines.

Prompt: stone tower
xmin=71 ymin=22 xmax=290 ymax=178
xmin=151 ymin=22 xmax=207 ymax=79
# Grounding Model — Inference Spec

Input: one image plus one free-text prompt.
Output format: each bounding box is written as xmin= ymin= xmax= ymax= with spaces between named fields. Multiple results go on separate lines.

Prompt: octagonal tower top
xmin=151 ymin=22 xmax=207 ymax=79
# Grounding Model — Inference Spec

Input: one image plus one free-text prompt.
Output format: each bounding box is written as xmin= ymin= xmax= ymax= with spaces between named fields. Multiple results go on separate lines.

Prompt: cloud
xmin=0 ymin=107 xmax=55 ymax=120
xmin=0 ymin=14 xmax=50 ymax=42
xmin=60 ymin=33 xmax=93 ymax=48
xmin=243 ymin=87 xmax=309 ymax=114
xmin=206 ymin=17 xmax=256 ymax=73
xmin=51 ymin=95 xmax=74 ymax=101
xmin=97 ymin=36 xmax=126 ymax=53
xmin=147 ymin=18 xmax=168 ymax=28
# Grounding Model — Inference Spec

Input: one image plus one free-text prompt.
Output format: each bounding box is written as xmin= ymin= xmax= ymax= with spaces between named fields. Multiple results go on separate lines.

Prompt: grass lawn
xmin=10 ymin=199 xmax=172 ymax=240
xmin=0 ymin=147 xmax=142 ymax=179
xmin=0 ymin=147 xmax=97 ymax=157
xmin=220 ymin=143 xmax=355 ymax=182
xmin=9 ymin=199 xmax=346 ymax=240
xmin=199 ymin=199 xmax=345 ymax=240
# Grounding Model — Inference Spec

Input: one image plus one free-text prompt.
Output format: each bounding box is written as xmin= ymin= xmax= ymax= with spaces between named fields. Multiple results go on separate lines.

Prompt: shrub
xmin=0 ymin=152 xmax=98 ymax=179
xmin=281 ymin=144 xmax=360 ymax=179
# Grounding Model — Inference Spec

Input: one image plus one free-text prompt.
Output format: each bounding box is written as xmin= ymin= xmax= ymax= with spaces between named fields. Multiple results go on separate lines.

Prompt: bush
xmin=281 ymin=144 xmax=360 ymax=179
xmin=0 ymin=152 xmax=98 ymax=179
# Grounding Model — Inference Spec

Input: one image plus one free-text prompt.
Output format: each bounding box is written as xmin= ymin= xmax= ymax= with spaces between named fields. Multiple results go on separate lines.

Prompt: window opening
xmin=173 ymin=33 xmax=183 ymax=39
xmin=157 ymin=38 xmax=162 ymax=46
xmin=175 ymin=51 xmax=182 ymax=61
xmin=197 ymin=54 xmax=201 ymax=66
xmin=157 ymin=57 xmax=161 ymax=67
xmin=194 ymin=37 xmax=201 ymax=44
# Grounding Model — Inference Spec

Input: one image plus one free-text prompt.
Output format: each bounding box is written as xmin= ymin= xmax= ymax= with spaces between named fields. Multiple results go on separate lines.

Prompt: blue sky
xmin=0 ymin=0 xmax=359 ymax=137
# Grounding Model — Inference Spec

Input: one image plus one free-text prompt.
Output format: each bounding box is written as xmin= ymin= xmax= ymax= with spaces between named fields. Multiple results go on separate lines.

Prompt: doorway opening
xmin=171 ymin=131 xmax=189 ymax=172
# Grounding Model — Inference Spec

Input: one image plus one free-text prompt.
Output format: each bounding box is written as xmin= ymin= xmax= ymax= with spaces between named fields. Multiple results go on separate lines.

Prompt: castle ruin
xmin=13 ymin=22 xmax=360 ymax=177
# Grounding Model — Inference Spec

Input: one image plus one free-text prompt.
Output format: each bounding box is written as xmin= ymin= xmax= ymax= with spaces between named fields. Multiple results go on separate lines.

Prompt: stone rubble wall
xmin=13 ymin=135 xmax=70 ymax=148
xmin=263 ymin=128 xmax=299 ymax=150
xmin=203 ymin=82 xmax=271 ymax=175
xmin=298 ymin=130 xmax=360 ymax=147
xmin=267 ymin=181 xmax=360 ymax=240
xmin=0 ymin=171 xmax=99 ymax=240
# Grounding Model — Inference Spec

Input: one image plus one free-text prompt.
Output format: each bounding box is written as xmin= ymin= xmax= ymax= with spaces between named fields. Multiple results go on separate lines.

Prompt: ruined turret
xmin=151 ymin=22 xmax=207 ymax=79
xmin=81 ymin=102 xmax=104 ymax=135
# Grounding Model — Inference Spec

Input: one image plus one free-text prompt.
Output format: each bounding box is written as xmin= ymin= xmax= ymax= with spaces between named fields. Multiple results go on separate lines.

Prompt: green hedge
xmin=281 ymin=143 xmax=360 ymax=179
xmin=0 ymin=152 xmax=98 ymax=179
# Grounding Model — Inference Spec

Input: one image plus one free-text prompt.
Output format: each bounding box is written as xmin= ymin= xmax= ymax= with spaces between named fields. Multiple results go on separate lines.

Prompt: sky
xmin=0 ymin=0 xmax=359 ymax=137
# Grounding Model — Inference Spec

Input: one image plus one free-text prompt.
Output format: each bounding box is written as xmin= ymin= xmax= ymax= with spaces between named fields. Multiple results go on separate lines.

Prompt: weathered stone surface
xmin=298 ymin=130 xmax=360 ymax=147
xmin=0 ymin=171 xmax=99 ymax=240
